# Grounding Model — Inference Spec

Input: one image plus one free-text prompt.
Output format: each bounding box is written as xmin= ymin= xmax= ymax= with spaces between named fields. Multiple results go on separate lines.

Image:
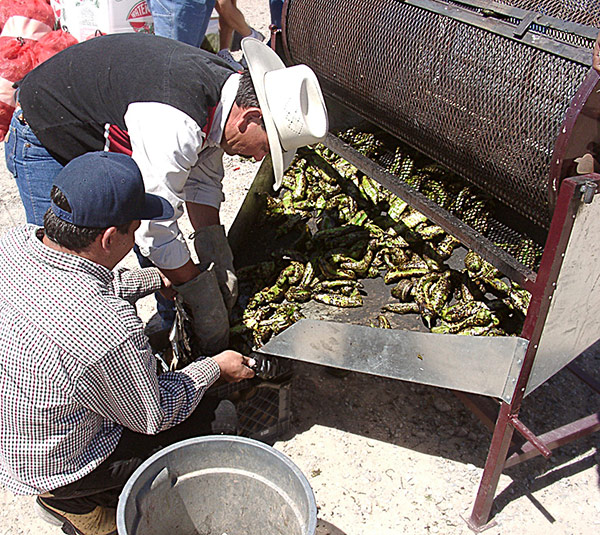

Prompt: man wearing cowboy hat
xmin=6 ymin=33 xmax=328 ymax=354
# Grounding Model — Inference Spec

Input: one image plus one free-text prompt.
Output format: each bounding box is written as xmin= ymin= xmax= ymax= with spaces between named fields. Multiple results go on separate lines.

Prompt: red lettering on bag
xmin=127 ymin=2 xmax=153 ymax=33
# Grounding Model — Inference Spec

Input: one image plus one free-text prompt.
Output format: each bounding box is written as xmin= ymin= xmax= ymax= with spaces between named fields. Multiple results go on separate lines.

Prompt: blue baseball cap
xmin=51 ymin=152 xmax=174 ymax=227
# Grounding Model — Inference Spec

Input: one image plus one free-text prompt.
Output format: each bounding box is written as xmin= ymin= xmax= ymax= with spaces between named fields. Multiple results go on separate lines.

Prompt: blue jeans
xmin=147 ymin=0 xmax=216 ymax=47
xmin=270 ymin=0 xmax=284 ymax=28
xmin=4 ymin=109 xmax=64 ymax=226
xmin=135 ymin=245 xmax=176 ymax=330
xmin=5 ymin=109 xmax=175 ymax=329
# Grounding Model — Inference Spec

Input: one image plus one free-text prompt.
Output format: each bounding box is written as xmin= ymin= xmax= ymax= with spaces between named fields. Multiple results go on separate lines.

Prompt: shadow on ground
xmin=317 ymin=518 xmax=347 ymax=534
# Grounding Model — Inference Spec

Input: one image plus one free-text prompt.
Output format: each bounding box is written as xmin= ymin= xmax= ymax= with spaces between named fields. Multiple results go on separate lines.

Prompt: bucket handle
xmin=132 ymin=466 xmax=177 ymax=531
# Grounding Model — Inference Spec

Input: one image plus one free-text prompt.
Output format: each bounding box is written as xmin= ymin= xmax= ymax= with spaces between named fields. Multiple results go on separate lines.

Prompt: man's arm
xmin=160 ymin=260 xmax=201 ymax=285
xmin=186 ymin=202 xmax=220 ymax=229
xmin=125 ymin=102 xmax=213 ymax=281
xmin=159 ymin=201 xmax=219 ymax=285
xmin=75 ymin=333 xmax=254 ymax=435
xmin=125 ymin=103 xmax=229 ymax=286
xmin=111 ymin=266 xmax=163 ymax=302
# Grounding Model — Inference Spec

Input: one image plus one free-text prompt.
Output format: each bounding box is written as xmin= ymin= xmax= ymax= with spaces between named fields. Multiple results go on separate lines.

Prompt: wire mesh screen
xmin=236 ymin=382 xmax=291 ymax=442
xmin=282 ymin=0 xmax=596 ymax=228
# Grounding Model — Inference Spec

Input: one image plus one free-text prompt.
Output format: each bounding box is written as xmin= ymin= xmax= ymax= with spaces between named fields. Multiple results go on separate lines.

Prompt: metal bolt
xmin=580 ymin=181 xmax=597 ymax=204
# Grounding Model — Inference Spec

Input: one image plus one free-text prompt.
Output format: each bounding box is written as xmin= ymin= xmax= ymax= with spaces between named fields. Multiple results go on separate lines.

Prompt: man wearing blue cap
xmin=6 ymin=33 xmax=328 ymax=356
xmin=0 ymin=152 xmax=255 ymax=535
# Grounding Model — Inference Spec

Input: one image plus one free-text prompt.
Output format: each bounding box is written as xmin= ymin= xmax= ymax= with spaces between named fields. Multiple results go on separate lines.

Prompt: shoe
xmin=230 ymin=30 xmax=243 ymax=51
xmin=35 ymin=497 xmax=63 ymax=527
xmin=249 ymin=28 xmax=265 ymax=42
xmin=35 ymin=497 xmax=117 ymax=535
xmin=231 ymin=28 xmax=265 ymax=51
xmin=216 ymin=49 xmax=244 ymax=72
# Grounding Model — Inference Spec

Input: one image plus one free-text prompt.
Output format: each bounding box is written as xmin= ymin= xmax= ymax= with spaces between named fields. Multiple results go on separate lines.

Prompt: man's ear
xmin=100 ymin=227 xmax=118 ymax=252
xmin=239 ymin=107 xmax=263 ymax=132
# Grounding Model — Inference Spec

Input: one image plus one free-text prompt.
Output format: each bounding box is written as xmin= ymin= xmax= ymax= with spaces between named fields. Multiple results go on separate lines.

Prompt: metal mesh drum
xmin=281 ymin=0 xmax=598 ymax=229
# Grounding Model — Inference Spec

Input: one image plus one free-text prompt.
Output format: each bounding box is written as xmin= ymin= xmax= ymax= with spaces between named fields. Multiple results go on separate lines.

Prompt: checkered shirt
xmin=0 ymin=226 xmax=220 ymax=495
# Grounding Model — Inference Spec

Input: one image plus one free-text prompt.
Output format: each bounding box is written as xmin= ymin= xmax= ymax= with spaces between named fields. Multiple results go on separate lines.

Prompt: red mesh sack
xmin=33 ymin=29 xmax=77 ymax=66
xmin=86 ymin=30 xmax=106 ymax=41
xmin=0 ymin=0 xmax=55 ymax=41
xmin=0 ymin=37 xmax=36 ymax=141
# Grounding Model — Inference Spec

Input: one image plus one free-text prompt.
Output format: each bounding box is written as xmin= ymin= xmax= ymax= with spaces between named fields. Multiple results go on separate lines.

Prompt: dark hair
xmin=235 ymin=69 xmax=260 ymax=109
xmin=43 ymin=186 xmax=130 ymax=252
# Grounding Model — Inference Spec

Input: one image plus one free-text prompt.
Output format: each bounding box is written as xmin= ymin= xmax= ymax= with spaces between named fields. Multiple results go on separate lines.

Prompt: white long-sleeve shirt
xmin=127 ymin=74 xmax=240 ymax=269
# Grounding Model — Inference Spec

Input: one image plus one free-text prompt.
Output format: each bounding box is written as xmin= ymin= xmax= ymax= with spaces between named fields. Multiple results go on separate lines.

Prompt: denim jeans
xmin=270 ymin=0 xmax=284 ymax=28
xmin=5 ymin=109 xmax=175 ymax=329
xmin=134 ymin=245 xmax=176 ymax=330
xmin=4 ymin=109 xmax=64 ymax=226
xmin=147 ymin=0 xmax=216 ymax=47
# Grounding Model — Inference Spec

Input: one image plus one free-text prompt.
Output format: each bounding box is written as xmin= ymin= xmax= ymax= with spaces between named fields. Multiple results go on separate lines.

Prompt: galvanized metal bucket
xmin=116 ymin=435 xmax=317 ymax=535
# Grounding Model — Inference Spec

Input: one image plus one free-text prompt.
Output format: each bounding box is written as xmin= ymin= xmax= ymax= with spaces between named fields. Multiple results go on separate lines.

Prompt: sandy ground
xmin=1 ymin=2 xmax=599 ymax=534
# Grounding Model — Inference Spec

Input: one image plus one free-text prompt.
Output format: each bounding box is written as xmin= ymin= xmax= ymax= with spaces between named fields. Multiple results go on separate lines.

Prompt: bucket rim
xmin=116 ymin=434 xmax=317 ymax=535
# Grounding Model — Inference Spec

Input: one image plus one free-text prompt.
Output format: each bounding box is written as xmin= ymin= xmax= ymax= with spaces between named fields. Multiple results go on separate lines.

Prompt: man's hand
xmin=594 ymin=31 xmax=600 ymax=75
xmin=212 ymin=351 xmax=256 ymax=382
xmin=158 ymin=271 xmax=177 ymax=300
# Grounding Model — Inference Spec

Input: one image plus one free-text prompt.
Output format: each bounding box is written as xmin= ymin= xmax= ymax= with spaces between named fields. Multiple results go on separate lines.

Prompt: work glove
xmin=174 ymin=264 xmax=229 ymax=356
xmin=192 ymin=225 xmax=238 ymax=312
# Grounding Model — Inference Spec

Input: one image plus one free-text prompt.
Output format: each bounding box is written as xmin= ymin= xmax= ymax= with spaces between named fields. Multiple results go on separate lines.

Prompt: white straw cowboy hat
xmin=241 ymin=37 xmax=329 ymax=189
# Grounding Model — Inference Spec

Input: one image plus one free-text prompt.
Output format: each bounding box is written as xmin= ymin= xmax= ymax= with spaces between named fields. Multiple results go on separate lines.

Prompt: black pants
xmin=42 ymin=396 xmax=221 ymax=514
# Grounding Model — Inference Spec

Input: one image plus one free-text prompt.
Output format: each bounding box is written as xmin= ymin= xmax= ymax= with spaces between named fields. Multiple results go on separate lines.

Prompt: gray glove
xmin=192 ymin=225 xmax=238 ymax=312
xmin=174 ymin=265 xmax=229 ymax=356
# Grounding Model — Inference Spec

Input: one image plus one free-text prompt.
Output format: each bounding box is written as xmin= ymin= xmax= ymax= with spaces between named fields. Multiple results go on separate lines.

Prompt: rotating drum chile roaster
xmin=231 ymin=0 xmax=600 ymax=531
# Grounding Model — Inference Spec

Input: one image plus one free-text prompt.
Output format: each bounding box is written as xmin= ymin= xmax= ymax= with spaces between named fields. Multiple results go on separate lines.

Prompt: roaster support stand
xmin=466 ymin=174 xmax=600 ymax=530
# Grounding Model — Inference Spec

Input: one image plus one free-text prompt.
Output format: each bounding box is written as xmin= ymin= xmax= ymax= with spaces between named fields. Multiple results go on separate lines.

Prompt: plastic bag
xmin=0 ymin=0 xmax=55 ymax=41
xmin=49 ymin=0 xmax=62 ymax=25
xmin=0 ymin=37 xmax=36 ymax=141
xmin=33 ymin=29 xmax=77 ymax=66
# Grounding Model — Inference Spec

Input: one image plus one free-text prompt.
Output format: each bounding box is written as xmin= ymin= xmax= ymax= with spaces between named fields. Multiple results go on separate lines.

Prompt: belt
xmin=15 ymin=101 xmax=28 ymax=126
xmin=17 ymin=111 xmax=28 ymax=126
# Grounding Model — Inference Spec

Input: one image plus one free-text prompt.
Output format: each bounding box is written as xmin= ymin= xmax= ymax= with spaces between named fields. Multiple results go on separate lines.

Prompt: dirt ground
xmin=1 ymin=2 xmax=599 ymax=534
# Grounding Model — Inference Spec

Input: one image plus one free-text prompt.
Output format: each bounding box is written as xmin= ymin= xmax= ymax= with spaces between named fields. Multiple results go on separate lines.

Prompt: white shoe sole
xmin=34 ymin=499 xmax=64 ymax=526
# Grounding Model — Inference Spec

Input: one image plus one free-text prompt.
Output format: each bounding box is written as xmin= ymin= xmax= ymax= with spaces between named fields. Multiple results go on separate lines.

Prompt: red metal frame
xmin=550 ymin=69 xmax=600 ymax=206
xmin=465 ymin=174 xmax=600 ymax=531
